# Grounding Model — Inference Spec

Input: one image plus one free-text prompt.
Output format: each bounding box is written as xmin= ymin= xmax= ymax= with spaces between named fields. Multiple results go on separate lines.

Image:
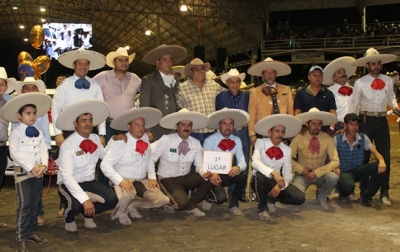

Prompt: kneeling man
xmin=101 ymin=107 xmax=169 ymax=225
xmin=252 ymin=114 xmax=305 ymax=220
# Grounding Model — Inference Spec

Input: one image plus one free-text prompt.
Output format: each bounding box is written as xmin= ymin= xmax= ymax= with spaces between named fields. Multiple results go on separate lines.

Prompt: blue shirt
xmin=203 ymin=131 xmax=246 ymax=172
xmin=215 ymin=90 xmax=249 ymax=111
xmin=294 ymin=85 xmax=336 ymax=113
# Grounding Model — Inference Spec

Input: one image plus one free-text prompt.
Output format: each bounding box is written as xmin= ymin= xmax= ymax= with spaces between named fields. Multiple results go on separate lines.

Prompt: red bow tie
xmin=135 ymin=140 xmax=148 ymax=156
xmin=338 ymin=86 xmax=353 ymax=96
xmin=79 ymin=139 xmax=98 ymax=154
xmin=308 ymin=137 xmax=320 ymax=155
xmin=218 ymin=139 xmax=236 ymax=151
xmin=370 ymin=79 xmax=385 ymax=90
xmin=265 ymin=146 xmax=283 ymax=160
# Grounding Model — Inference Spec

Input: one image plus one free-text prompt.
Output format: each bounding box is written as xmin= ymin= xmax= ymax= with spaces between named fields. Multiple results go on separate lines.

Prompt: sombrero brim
xmin=221 ymin=73 xmax=246 ymax=84
xmin=352 ymin=54 xmax=396 ymax=67
xmin=208 ymin=109 xmax=249 ymax=130
xmin=1 ymin=77 xmax=16 ymax=94
xmin=185 ymin=62 xmax=211 ymax=75
xmin=322 ymin=57 xmax=357 ymax=85
xmin=1 ymin=93 xmax=52 ymax=122
xmin=55 ymin=100 xmax=110 ymax=131
xmin=58 ymin=50 xmax=106 ymax=70
xmin=247 ymin=60 xmax=291 ymax=77
xmin=296 ymin=111 xmax=338 ymax=126
xmin=142 ymin=45 xmax=187 ymax=65
xmin=254 ymin=114 xmax=302 ymax=138
xmin=160 ymin=111 xmax=208 ymax=130
xmin=110 ymin=107 xmax=162 ymax=131
xmin=172 ymin=65 xmax=186 ymax=79
xmin=105 ymin=52 xmax=135 ymax=68
xmin=16 ymin=80 xmax=46 ymax=94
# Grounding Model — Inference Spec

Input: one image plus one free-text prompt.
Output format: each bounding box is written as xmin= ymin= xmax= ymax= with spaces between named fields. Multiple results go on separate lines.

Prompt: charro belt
xmin=0 ymin=142 xmax=6 ymax=147
xmin=359 ymin=111 xmax=386 ymax=117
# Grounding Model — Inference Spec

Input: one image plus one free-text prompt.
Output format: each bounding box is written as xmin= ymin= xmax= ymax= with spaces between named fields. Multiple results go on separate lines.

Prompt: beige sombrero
xmin=296 ymin=107 xmax=338 ymax=126
xmin=105 ymin=47 xmax=135 ymax=68
xmin=58 ymin=48 xmax=106 ymax=70
xmin=172 ymin=65 xmax=186 ymax=79
xmin=220 ymin=69 xmax=246 ymax=84
xmin=247 ymin=57 xmax=291 ymax=77
xmin=208 ymin=108 xmax=249 ymax=130
xmin=1 ymin=93 xmax=52 ymax=122
xmin=185 ymin=58 xmax=211 ymax=75
xmin=322 ymin=56 xmax=356 ymax=85
xmin=111 ymin=107 xmax=162 ymax=131
xmin=254 ymin=114 xmax=302 ymax=138
xmin=160 ymin=108 xmax=208 ymax=130
xmin=352 ymin=48 xmax=396 ymax=66
xmin=0 ymin=67 xmax=16 ymax=94
xmin=142 ymin=45 xmax=187 ymax=65
xmin=55 ymin=100 xmax=110 ymax=131
xmin=16 ymin=77 xmax=46 ymax=94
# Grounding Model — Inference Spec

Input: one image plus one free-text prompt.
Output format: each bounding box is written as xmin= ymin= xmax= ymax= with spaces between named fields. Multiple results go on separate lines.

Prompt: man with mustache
xmin=201 ymin=109 xmax=249 ymax=216
xmin=251 ymin=114 xmax=305 ymax=220
xmin=290 ymin=108 xmax=339 ymax=209
xmin=349 ymin=48 xmax=398 ymax=206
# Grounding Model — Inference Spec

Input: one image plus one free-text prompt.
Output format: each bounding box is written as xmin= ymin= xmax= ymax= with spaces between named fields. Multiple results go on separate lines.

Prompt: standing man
xmin=324 ymin=56 xmax=357 ymax=133
xmin=294 ymin=65 xmax=337 ymax=135
xmin=140 ymin=44 xmax=187 ymax=142
xmin=202 ymin=108 xmax=249 ymax=216
xmin=151 ymin=109 xmax=214 ymax=217
xmin=177 ymin=58 xmax=226 ymax=145
xmin=252 ymin=114 xmax=304 ymax=220
xmin=334 ymin=113 xmax=386 ymax=209
xmin=101 ymin=107 xmax=169 ymax=225
xmin=349 ymin=47 xmax=397 ymax=206
xmin=56 ymin=100 xmax=118 ymax=232
xmin=53 ymin=48 xmax=106 ymax=147
xmin=290 ymin=108 xmax=339 ymax=209
xmin=93 ymin=47 xmax=141 ymax=142
xmin=246 ymin=57 xmax=293 ymax=146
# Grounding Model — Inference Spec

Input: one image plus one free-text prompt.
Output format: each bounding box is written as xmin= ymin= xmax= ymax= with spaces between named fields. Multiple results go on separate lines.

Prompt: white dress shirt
xmin=9 ymin=123 xmax=48 ymax=172
xmin=348 ymin=73 xmax=397 ymax=114
xmin=151 ymin=133 xmax=203 ymax=178
xmin=51 ymin=74 xmax=105 ymax=135
xmin=328 ymin=83 xmax=352 ymax=122
xmin=252 ymin=138 xmax=292 ymax=189
xmin=12 ymin=114 xmax=52 ymax=149
xmin=57 ymin=132 xmax=105 ymax=203
xmin=101 ymin=133 xmax=154 ymax=185
xmin=203 ymin=131 xmax=246 ymax=172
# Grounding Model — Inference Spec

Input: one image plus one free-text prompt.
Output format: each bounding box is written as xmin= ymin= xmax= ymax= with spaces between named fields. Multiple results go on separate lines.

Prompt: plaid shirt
xmin=177 ymin=79 xmax=226 ymax=133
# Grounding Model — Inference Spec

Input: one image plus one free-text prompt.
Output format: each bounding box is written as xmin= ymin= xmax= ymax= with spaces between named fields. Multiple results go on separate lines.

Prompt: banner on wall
xmin=291 ymin=52 xmax=325 ymax=62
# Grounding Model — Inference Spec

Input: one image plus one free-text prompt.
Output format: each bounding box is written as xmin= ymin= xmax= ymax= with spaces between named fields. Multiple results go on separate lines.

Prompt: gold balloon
xmin=33 ymin=55 xmax=51 ymax=74
xmin=33 ymin=71 xmax=41 ymax=80
xmin=18 ymin=61 xmax=35 ymax=80
xmin=29 ymin=25 xmax=44 ymax=49
xmin=17 ymin=51 xmax=33 ymax=65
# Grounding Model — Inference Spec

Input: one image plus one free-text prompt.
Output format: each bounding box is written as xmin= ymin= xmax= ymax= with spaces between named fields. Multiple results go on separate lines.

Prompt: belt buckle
xmin=374 ymin=112 xmax=379 ymax=117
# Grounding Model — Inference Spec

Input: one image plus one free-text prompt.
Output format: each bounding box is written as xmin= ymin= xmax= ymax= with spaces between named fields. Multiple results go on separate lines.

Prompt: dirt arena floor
xmin=1 ymin=126 xmax=400 ymax=252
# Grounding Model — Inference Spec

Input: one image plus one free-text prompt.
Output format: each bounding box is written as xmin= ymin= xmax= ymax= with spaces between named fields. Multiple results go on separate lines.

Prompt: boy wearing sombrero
xmin=140 ymin=44 xmax=187 ymax=142
xmin=0 ymin=66 xmax=16 ymax=228
xmin=291 ymin=108 xmax=339 ymax=209
xmin=56 ymin=100 xmax=118 ymax=232
xmin=2 ymin=93 xmax=52 ymax=251
xmin=100 ymin=107 xmax=169 ymax=225
xmin=251 ymin=114 xmax=305 ymax=220
xmin=202 ymin=108 xmax=249 ymax=216
xmin=151 ymin=109 xmax=214 ymax=217
xmin=348 ymin=48 xmax=398 ymax=206
xmin=53 ymin=48 xmax=106 ymax=148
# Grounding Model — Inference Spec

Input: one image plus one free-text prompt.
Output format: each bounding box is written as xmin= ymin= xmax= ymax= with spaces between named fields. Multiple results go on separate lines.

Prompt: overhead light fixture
xmin=12 ymin=6 xmax=18 ymax=10
xmin=124 ymin=46 xmax=130 ymax=50
xmin=180 ymin=4 xmax=188 ymax=12
xmin=23 ymin=38 xmax=28 ymax=41
xmin=145 ymin=30 xmax=151 ymax=36
xmin=41 ymin=18 xmax=46 ymax=22
xmin=40 ymin=7 xmax=46 ymax=12
xmin=19 ymin=25 xmax=25 ymax=29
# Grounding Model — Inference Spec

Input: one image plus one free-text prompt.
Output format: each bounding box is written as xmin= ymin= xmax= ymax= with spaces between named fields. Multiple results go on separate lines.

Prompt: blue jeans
xmin=293 ymin=171 xmax=339 ymax=199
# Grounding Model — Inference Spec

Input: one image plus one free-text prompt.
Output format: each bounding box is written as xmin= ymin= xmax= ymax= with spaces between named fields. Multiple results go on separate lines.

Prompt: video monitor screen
xmin=42 ymin=23 xmax=92 ymax=60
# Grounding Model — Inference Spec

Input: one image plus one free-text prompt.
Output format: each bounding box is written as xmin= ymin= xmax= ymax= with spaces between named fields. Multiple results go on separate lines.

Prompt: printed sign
xmin=203 ymin=151 xmax=232 ymax=174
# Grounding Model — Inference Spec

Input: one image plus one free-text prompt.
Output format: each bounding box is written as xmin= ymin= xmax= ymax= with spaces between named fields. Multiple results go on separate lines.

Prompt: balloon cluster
xmin=17 ymin=25 xmax=51 ymax=80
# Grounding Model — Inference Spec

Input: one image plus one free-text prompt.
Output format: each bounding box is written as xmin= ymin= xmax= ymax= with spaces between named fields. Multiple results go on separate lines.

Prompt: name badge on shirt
xmin=169 ymin=148 xmax=177 ymax=153
xmin=76 ymin=150 xmax=84 ymax=156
